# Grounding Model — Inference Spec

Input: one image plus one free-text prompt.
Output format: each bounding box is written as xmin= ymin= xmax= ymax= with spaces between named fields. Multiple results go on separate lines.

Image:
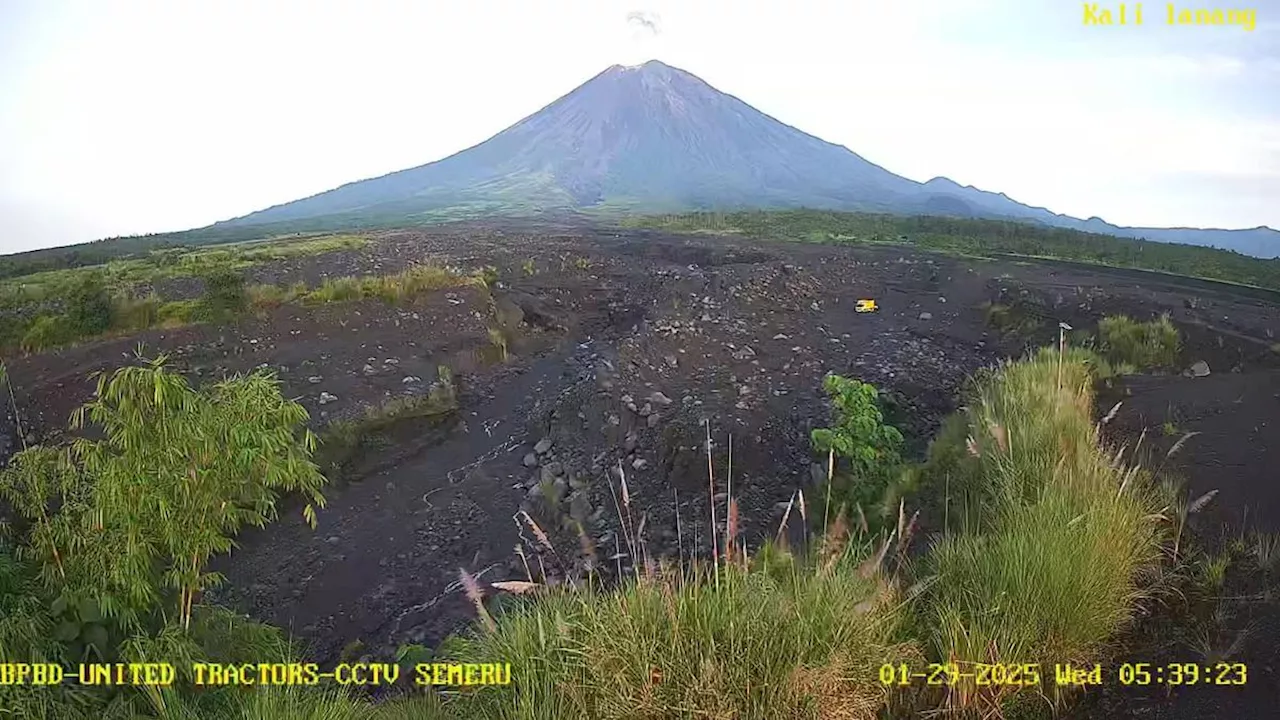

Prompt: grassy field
xmin=0 ymin=326 xmax=1182 ymax=719
xmin=0 ymin=250 xmax=490 ymax=354
xmin=628 ymin=210 xmax=1280 ymax=292
xmin=0 ymin=234 xmax=368 ymax=308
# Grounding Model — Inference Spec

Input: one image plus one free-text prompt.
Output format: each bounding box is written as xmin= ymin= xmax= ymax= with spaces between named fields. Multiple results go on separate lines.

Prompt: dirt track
xmin=4 ymin=223 xmax=1279 ymax=714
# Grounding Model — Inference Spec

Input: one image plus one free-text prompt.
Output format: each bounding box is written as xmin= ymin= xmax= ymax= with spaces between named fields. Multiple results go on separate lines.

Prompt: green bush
xmin=20 ymin=314 xmax=73 ymax=352
xmin=110 ymin=293 xmax=161 ymax=332
xmin=1097 ymin=314 xmax=1181 ymax=370
xmin=810 ymin=375 xmax=905 ymax=528
xmin=66 ymin=274 xmax=113 ymax=336
xmin=198 ymin=268 xmax=248 ymax=320
xmin=158 ymin=299 xmax=201 ymax=326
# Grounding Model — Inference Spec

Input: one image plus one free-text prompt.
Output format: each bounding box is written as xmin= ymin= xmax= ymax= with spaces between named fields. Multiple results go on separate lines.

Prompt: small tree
xmin=811 ymin=375 xmax=905 ymax=529
xmin=0 ymin=352 xmax=327 ymax=637
xmin=67 ymin=274 xmax=113 ymax=337
xmin=198 ymin=268 xmax=247 ymax=321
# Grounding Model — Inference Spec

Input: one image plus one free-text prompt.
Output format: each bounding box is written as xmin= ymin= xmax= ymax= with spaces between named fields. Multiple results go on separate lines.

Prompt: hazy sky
xmin=2 ymin=0 xmax=1278 ymax=253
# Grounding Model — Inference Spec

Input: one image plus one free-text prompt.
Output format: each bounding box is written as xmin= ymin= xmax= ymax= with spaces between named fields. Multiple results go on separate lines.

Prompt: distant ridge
xmin=212 ymin=60 xmax=1280 ymax=258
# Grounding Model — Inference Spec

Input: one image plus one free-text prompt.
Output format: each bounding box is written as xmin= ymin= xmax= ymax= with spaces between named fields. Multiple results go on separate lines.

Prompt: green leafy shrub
xmin=1096 ymin=314 xmax=1181 ymax=370
xmin=66 ymin=274 xmax=113 ymax=336
xmin=197 ymin=268 xmax=248 ymax=321
xmin=20 ymin=314 xmax=73 ymax=352
xmin=0 ymin=355 xmax=327 ymax=633
xmin=810 ymin=375 xmax=905 ymax=527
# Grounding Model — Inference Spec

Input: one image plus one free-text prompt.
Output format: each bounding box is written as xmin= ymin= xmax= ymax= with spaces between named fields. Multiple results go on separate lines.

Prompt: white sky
xmin=2 ymin=0 xmax=1278 ymax=253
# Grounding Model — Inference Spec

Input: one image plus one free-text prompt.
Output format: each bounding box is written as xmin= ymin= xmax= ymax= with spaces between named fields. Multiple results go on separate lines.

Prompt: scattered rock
xmin=624 ymin=432 xmax=638 ymax=452
xmin=664 ymin=355 xmax=679 ymax=368
xmin=326 ymin=536 xmax=340 ymax=545
xmin=649 ymin=391 xmax=674 ymax=406
xmin=308 ymin=376 xmax=323 ymax=384
xmin=647 ymin=413 xmax=661 ymax=428
xmin=362 ymin=364 xmax=377 ymax=375
xmin=1185 ymin=360 xmax=1211 ymax=378
xmin=522 ymin=453 xmax=539 ymax=468
xmin=402 ymin=376 xmax=421 ymax=384
xmin=318 ymin=392 xmax=339 ymax=405
xmin=918 ymin=312 xmax=933 ymax=320
xmin=632 ymin=458 xmax=649 ymax=471
xmin=539 ymin=465 xmax=558 ymax=485
xmin=534 ymin=437 xmax=555 ymax=455
xmin=544 ymin=461 xmax=565 ymax=478
xmin=569 ymin=492 xmax=591 ymax=522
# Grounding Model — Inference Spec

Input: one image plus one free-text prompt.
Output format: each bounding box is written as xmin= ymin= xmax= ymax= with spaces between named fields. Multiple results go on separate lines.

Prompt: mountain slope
xmin=214 ymin=60 xmax=1280 ymax=258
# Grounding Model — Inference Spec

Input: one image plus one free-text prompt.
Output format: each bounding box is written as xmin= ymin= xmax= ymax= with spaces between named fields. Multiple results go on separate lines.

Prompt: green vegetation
xmin=631 ymin=210 xmax=1280 ymax=292
xmin=0 ymin=355 xmax=327 ymax=719
xmin=0 ymin=235 xmax=372 ymax=353
xmin=315 ymin=367 xmax=459 ymax=481
xmin=915 ymin=347 xmax=1166 ymax=713
xmin=810 ymin=375 xmax=906 ymax=532
xmin=0 ymin=233 xmax=368 ymax=284
xmin=0 ymin=338 xmax=1178 ymax=718
xmin=299 ymin=265 xmax=485 ymax=307
xmin=0 ymin=260 xmax=487 ymax=354
xmin=441 ymin=540 xmax=917 ymax=719
xmin=1096 ymin=314 xmax=1182 ymax=370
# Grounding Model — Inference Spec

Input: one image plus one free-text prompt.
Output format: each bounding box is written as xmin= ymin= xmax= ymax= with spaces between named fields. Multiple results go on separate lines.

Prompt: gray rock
xmin=639 ymin=402 xmax=652 ymax=417
xmin=632 ymin=458 xmax=649 ymax=471
xmin=362 ymin=364 xmax=377 ymax=375
xmin=326 ymin=536 xmax=340 ymax=545
xmin=318 ymin=392 xmax=339 ymax=405
xmin=540 ymin=465 xmax=558 ymax=485
xmin=918 ymin=312 xmax=933 ymax=321
xmin=544 ymin=461 xmax=565 ymax=477
xmin=522 ymin=453 xmax=539 ymax=468
xmin=624 ymin=432 xmax=638 ymax=452
xmin=569 ymin=492 xmax=592 ymax=523
xmin=649 ymin=391 xmax=674 ymax=406
xmin=534 ymin=437 xmax=555 ymax=455
xmin=1185 ymin=360 xmax=1211 ymax=378
xmin=664 ymin=355 xmax=679 ymax=368
xmin=402 ymin=376 xmax=421 ymax=384
xmin=552 ymin=478 xmax=569 ymax=502
xmin=526 ymin=483 xmax=544 ymax=502
xmin=647 ymin=413 xmax=661 ymax=428
xmin=308 ymin=376 xmax=323 ymax=384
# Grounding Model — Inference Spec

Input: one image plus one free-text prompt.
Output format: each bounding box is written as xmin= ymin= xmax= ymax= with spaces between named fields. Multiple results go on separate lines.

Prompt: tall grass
xmin=1097 ymin=314 xmax=1181 ymax=370
xmin=443 ymin=545 xmax=917 ymax=720
xmin=918 ymin=347 xmax=1167 ymax=714
xmin=300 ymin=265 xmax=483 ymax=306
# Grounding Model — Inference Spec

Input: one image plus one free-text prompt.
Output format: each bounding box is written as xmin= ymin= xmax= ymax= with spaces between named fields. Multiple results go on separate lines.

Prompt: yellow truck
xmin=855 ymin=299 xmax=878 ymax=313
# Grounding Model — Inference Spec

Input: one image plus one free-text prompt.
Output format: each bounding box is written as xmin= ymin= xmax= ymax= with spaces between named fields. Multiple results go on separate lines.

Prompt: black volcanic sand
xmin=4 ymin=222 xmax=1279 ymax=716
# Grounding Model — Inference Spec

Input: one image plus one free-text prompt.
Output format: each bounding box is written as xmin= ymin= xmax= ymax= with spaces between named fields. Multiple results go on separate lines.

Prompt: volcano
xmin=214 ymin=60 xmax=1279 ymax=258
